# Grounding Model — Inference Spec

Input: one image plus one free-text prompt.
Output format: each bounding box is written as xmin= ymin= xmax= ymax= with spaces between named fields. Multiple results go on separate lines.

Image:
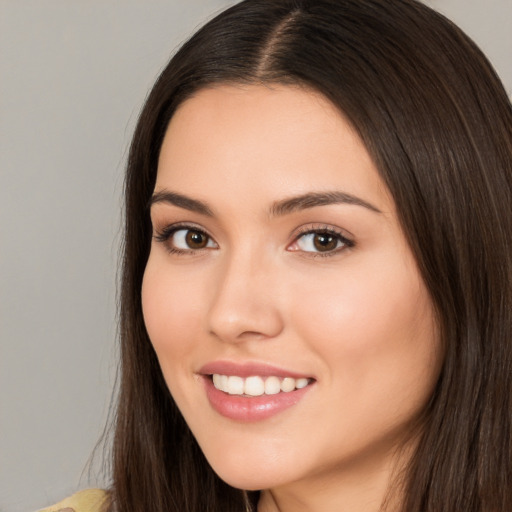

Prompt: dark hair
xmin=109 ymin=0 xmax=512 ymax=510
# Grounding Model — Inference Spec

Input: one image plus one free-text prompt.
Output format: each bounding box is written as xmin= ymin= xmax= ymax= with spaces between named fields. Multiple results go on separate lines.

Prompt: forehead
xmin=156 ymin=85 xmax=392 ymax=215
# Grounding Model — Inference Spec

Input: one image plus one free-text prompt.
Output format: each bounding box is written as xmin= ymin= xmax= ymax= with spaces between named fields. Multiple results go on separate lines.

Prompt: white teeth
xmin=212 ymin=373 xmax=222 ymax=390
xmin=227 ymin=375 xmax=244 ymax=395
xmin=245 ymin=376 xmax=265 ymax=396
xmin=212 ymin=374 xmax=311 ymax=396
xmin=296 ymin=378 xmax=309 ymax=389
xmin=220 ymin=374 xmax=229 ymax=392
xmin=264 ymin=376 xmax=281 ymax=395
xmin=213 ymin=374 xmax=229 ymax=393
xmin=280 ymin=377 xmax=296 ymax=392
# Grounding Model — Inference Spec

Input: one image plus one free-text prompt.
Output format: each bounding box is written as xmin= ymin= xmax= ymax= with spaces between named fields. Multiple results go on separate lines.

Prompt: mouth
xmin=199 ymin=362 xmax=315 ymax=422
xmin=210 ymin=374 xmax=312 ymax=396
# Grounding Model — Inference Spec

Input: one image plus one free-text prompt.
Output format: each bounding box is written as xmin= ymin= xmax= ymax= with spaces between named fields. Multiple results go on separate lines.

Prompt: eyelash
xmin=154 ymin=223 xmax=214 ymax=255
xmin=153 ymin=223 xmax=354 ymax=257
xmin=291 ymin=225 xmax=355 ymax=258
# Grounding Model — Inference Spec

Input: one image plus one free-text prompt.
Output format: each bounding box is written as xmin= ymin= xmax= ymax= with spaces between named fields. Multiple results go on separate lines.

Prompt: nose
xmin=206 ymin=251 xmax=284 ymax=344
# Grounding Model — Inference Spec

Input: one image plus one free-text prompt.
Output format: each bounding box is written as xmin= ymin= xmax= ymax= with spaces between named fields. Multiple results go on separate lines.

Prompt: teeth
xmin=245 ymin=376 xmax=265 ymax=396
xmin=264 ymin=376 xmax=281 ymax=395
xmin=227 ymin=376 xmax=244 ymax=395
xmin=296 ymin=378 xmax=309 ymax=389
xmin=212 ymin=374 xmax=311 ymax=396
xmin=281 ymin=377 xmax=295 ymax=392
xmin=213 ymin=374 xmax=229 ymax=393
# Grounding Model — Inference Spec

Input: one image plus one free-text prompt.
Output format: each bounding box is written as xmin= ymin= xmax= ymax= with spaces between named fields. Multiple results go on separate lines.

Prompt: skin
xmin=142 ymin=85 xmax=443 ymax=512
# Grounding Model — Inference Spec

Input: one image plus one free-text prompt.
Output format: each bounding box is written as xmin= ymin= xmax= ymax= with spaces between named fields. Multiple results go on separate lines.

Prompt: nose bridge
xmin=207 ymin=243 xmax=283 ymax=343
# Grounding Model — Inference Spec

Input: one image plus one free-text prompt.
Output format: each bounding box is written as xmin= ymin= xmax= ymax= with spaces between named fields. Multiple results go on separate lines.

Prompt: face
xmin=142 ymin=85 xmax=442 ymax=497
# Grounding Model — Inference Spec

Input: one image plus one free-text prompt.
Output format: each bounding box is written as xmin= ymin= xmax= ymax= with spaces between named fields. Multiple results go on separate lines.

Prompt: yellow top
xmin=37 ymin=489 xmax=108 ymax=512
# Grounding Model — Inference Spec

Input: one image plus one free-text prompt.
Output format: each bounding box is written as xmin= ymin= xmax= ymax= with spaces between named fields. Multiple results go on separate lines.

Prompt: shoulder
xmin=37 ymin=489 xmax=108 ymax=512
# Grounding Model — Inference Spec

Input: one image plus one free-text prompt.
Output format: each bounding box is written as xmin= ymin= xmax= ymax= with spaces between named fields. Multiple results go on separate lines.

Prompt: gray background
xmin=1 ymin=1 xmax=510 ymax=511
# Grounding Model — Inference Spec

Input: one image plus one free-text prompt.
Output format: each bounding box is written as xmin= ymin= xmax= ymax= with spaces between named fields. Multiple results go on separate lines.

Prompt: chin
xmin=201 ymin=443 xmax=300 ymax=491
xmin=212 ymin=465 xmax=286 ymax=491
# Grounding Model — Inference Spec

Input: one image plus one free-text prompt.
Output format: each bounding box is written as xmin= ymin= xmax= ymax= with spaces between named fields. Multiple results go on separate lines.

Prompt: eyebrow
xmin=149 ymin=190 xmax=214 ymax=216
xmin=149 ymin=189 xmax=381 ymax=217
xmin=269 ymin=191 xmax=382 ymax=216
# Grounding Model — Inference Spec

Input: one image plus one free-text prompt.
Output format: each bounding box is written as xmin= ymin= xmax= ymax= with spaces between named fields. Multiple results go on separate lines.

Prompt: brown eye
xmin=313 ymin=233 xmax=338 ymax=252
xmin=163 ymin=227 xmax=216 ymax=251
xmin=291 ymin=229 xmax=351 ymax=255
xmin=185 ymin=230 xmax=209 ymax=249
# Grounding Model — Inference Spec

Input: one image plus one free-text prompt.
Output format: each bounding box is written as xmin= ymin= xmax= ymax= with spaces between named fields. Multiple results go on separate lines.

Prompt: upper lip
xmin=199 ymin=360 xmax=314 ymax=380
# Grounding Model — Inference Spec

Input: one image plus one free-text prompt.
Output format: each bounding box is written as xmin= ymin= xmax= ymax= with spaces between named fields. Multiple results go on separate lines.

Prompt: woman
xmin=41 ymin=0 xmax=512 ymax=511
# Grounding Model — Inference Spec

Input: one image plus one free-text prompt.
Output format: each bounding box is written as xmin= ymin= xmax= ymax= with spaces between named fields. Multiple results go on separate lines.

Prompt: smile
xmin=212 ymin=374 xmax=310 ymax=396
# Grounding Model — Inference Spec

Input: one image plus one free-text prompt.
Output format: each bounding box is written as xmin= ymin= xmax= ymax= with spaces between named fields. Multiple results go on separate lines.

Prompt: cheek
xmin=141 ymin=258 xmax=204 ymax=370
xmin=290 ymin=254 xmax=440 ymax=412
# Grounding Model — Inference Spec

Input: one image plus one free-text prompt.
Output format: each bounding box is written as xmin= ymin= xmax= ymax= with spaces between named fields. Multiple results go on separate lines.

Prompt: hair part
xmin=109 ymin=1 xmax=512 ymax=510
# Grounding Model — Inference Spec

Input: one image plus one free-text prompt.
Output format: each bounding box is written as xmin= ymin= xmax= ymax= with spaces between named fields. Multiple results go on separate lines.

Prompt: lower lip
xmin=203 ymin=376 xmax=313 ymax=422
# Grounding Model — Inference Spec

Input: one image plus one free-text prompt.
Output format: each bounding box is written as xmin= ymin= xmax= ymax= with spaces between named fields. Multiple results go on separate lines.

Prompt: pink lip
xmin=199 ymin=360 xmax=312 ymax=379
xmin=198 ymin=361 xmax=315 ymax=422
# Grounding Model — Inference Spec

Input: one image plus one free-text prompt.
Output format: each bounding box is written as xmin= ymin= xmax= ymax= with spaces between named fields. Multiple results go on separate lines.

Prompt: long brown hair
xmin=108 ymin=1 xmax=512 ymax=510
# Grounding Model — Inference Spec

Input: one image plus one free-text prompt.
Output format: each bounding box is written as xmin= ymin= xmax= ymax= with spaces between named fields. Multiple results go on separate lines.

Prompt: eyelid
xmin=153 ymin=221 xmax=206 ymax=240
xmin=288 ymin=224 xmax=355 ymax=256
xmin=153 ymin=222 xmax=218 ymax=252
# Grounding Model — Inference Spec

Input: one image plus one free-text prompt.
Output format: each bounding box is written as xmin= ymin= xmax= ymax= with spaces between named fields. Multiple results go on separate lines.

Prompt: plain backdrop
xmin=1 ymin=1 xmax=510 ymax=511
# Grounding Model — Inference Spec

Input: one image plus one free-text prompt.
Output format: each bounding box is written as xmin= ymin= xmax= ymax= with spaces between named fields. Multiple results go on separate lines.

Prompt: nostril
xmin=238 ymin=330 xmax=271 ymax=340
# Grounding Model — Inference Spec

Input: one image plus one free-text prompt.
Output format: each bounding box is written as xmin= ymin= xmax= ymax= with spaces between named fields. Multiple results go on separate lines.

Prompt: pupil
xmin=186 ymin=230 xmax=207 ymax=248
xmin=314 ymin=233 xmax=336 ymax=251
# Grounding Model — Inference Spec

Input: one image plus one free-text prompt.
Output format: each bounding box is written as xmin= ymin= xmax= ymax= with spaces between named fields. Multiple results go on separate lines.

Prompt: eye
xmin=289 ymin=228 xmax=353 ymax=255
xmin=173 ymin=228 xmax=215 ymax=250
xmin=154 ymin=225 xmax=217 ymax=253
